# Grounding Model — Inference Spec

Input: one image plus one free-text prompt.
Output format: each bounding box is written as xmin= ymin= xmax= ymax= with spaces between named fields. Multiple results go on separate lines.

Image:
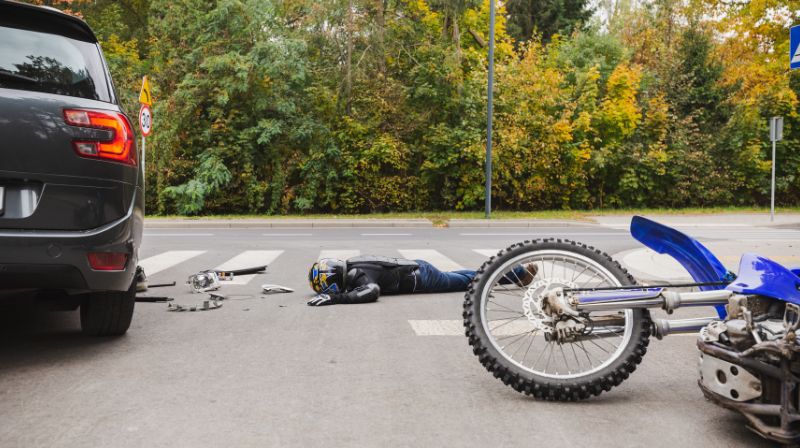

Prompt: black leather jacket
xmin=328 ymin=255 xmax=419 ymax=304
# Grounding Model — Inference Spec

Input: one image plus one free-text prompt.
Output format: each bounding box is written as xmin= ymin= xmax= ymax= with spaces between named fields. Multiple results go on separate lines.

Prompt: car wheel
xmin=80 ymin=279 xmax=136 ymax=336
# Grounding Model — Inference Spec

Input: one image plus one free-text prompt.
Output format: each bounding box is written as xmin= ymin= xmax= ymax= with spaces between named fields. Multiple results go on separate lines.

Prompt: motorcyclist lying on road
xmin=307 ymin=255 xmax=538 ymax=306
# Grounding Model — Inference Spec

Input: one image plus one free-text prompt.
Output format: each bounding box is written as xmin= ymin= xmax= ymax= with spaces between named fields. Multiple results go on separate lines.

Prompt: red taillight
xmin=64 ymin=109 xmax=136 ymax=166
xmin=87 ymin=252 xmax=129 ymax=271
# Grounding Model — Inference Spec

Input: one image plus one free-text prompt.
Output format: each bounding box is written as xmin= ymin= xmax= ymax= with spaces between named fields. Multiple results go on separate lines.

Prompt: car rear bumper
xmin=0 ymin=191 xmax=143 ymax=292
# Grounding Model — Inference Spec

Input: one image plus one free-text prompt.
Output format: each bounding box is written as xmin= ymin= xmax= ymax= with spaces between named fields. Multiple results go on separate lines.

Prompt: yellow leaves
xmin=598 ymin=63 xmax=643 ymax=141
xmin=642 ymin=94 xmax=669 ymax=143
xmin=573 ymin=111 xmax=593 ymax=133
xmin=406 ymin=0 xmax=441 ymax=34
xmin=462 ymin=0 xmax=514 ymax=59
xmin=575 ymin=145 xmax=592 ymax=163
xmin=552 ymin=119 xmax=574 ymax=143
xmin=710 ymin=0 xmax=799 ymax=113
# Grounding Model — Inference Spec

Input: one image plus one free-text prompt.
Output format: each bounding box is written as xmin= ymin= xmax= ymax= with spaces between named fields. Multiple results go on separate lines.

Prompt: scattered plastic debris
xmin=187 ymin=266 xmax=267 ymax=293
xmin=135 ymin=266 xmax=148 ymax=292
xmin=136 ymin=296 xmax=174 ymax=303
xmin=167 ymin=298 xmax=223 ymax=312
xmin=261 ymin=284 xmax=294 ymax=294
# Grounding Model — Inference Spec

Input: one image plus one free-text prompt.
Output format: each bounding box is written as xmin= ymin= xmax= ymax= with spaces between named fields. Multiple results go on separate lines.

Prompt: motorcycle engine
xmin=705 ymin=295 xmax=787 ymax=351
xmin=696 ymin=295 xmax=800 ymax=444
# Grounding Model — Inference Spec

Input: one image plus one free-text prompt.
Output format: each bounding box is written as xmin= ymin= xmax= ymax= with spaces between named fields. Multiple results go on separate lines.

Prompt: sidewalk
xmin=145 ymin=212 xmax=800 ymax=229
xmin=144 ymin=218 xmax=434 ymax=228
xmin=615 ymin=240 xmax=800 ymax=284
xmin=144 ymin=217 xmax=594 ymax=229
xmin=592 ymin=213 xmax=800 ymax=229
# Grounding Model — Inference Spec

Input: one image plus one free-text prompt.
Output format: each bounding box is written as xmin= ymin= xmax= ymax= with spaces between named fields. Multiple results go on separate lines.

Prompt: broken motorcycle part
xmin=187 ymin=265 xmax=268 ymax=293
xmin=135 ymin=296 xmax=174 ymax=303
xmin=135 ymin=265 xmax=148 ymax=292
xmin=167 ymin=299 xmax=223 ymax=312
xmin=261 ymin=284 xmax=294 ymax=294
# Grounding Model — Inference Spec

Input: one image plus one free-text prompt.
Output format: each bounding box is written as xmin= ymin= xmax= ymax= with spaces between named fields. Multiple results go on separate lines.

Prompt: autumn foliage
xmin=22 ymin=0 xmax=800 ymax=214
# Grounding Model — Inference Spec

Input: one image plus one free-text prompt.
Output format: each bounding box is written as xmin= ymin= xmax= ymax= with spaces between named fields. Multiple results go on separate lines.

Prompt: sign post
xmin=791 ymin=25 xmax=800 ymax=71
xmin=138 ymin=76 xmax=153 ymax=191
xmin=770 ymin=117 xmax=783 ymax=222
xmin=485 ymin=0 xmax=496 ymax=219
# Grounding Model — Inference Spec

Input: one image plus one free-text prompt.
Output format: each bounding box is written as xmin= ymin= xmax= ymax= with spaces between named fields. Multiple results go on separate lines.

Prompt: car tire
xmin=80 ymin=279 xmax=136 ymax=336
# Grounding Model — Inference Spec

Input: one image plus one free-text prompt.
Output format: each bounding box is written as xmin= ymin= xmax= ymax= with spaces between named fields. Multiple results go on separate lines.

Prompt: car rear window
xmin=0 ymin=25 xmax=111 ymax=102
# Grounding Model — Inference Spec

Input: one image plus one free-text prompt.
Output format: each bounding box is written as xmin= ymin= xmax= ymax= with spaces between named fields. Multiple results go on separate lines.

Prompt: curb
xmin=145 ymin=219 xmax=435 ymax=229
xmin=447 ymin=219 xmax=595 ymax=228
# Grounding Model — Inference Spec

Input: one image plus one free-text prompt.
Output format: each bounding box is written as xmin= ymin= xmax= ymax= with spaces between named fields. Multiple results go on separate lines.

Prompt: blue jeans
xmin=413 ymin=260 xmax=527 ymax=293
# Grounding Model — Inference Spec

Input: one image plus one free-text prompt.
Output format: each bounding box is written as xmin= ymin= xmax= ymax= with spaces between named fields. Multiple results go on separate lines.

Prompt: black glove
xmin=307 ymin=294 xmax=334 ymax=306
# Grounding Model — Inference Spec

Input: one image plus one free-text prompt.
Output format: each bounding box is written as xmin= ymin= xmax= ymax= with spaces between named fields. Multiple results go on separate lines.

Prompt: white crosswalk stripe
xmin=318 ymin=250 xmax=360 ymax=260
xmin=398 ymin=249 xmax=464 ymax=271
xmin=408 ymin=320 xmax=463 ymax=336
xmin=215 ymin=250 xmax=284 ymax=285
xmin=139 ymin=250 xmax=206 ymax=276
xmin=473 ymin=249 xmax=500 ymax=258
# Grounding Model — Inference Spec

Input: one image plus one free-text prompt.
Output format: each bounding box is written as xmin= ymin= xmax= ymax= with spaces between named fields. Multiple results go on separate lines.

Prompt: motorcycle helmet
xmin=309 ymin=258 xmax=347 ymax=294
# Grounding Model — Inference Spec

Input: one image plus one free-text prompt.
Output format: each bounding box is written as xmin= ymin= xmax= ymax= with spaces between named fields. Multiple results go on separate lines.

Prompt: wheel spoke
xmin=487 ymin=300 xmax=523 ymax=313
xmin=520 ymin=332 xmax=537 ymax=364
xmin=488 ymin=315 xmax=525 ymax=331
xmin=475 ymin=247 xmax=637 ymax=382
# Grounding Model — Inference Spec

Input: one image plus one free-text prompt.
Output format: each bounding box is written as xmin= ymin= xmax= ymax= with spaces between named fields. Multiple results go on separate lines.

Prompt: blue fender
xmin=630 ymin=216 xmax=731 ymax=317
xmin=728 ymin=254 xmax=800 ymax=305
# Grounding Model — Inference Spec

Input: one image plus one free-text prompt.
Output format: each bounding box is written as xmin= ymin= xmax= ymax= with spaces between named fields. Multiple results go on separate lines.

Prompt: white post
xmin=771 ymin=138 xmax=776 ymax=222
xmin=769 ymin=117 xmax=783 ymax=222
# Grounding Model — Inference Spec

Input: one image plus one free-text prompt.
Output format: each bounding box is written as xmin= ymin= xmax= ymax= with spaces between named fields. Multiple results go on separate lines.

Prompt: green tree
xmin=505 ymin=0 xmax=593 ymax=44
xmin=149 ymin=0 xmax=314 ymax=214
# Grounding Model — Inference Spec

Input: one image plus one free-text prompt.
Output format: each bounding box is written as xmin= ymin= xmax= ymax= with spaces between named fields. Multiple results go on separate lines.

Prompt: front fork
xmin=549 ymin=288 xmax=733 ymax=339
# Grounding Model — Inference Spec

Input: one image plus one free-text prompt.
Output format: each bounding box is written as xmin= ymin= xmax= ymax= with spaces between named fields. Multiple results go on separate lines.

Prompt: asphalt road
xmin=1 ymin=223 xmax=798 ymax=447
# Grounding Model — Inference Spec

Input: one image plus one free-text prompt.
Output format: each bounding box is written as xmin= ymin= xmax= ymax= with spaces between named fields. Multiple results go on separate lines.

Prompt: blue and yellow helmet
xmin=309 ymin=258 xmax=346 ymax=294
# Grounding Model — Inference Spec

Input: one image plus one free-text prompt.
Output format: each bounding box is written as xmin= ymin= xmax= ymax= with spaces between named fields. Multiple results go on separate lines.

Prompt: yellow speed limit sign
xmin=139 ymin=105 xmax=152 ymax=137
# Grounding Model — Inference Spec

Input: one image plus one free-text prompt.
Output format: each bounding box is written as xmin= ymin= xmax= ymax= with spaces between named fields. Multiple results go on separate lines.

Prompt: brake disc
xmin=522 ymin=278 xmax=578 ymax=333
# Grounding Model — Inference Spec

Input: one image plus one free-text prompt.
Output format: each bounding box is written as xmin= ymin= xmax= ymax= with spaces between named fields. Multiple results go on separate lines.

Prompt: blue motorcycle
xmin=464 ymin=216 xmax=800 ymax=445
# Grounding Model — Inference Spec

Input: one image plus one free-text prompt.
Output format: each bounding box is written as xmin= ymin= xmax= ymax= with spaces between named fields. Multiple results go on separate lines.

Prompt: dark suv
xmin=0 ymin=1 xmax=143 ymax=335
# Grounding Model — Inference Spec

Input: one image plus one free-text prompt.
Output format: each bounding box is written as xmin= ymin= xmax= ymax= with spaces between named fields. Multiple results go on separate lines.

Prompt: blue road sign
xmin=792 ymin=25 xmax=800 ymax=70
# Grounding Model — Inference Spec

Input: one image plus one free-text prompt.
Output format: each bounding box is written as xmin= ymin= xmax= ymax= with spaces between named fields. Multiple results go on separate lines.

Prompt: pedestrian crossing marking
xmin=474 ymin=249 xmax=500 ymax=257
xmin=398 ymin=249 xmax=464 ymax=271
xmin=215 ymin=250 xmax=284 ymax=285
xmin=139 ymin=250 xmax=206 ymax=276
xmin=319 ymin=249 xmax=360 ymax=260
xmin=409 ymin=319 xmax=463 ymax=336
xmin=408 ymin=319 xmax=532 ymax=336
xmin=136 ymin=247 xmax=800 ymax=288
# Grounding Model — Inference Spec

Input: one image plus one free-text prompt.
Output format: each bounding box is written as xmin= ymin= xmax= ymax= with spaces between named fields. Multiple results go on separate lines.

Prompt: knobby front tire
xmin=463 ymin=239 xmax=652 ymax=401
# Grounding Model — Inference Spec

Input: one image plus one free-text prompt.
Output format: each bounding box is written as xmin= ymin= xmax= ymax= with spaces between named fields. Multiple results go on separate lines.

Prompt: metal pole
xmin=771 ymin=138 xmax=776 ymax=222
xmin=141 ymin=136 xmax=146 ymax=214
xmin=485 ymin=0 xmax=496 ymax=219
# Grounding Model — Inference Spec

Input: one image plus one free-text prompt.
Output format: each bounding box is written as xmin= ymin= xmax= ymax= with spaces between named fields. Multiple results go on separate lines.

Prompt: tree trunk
xmin=453 ymin=15 xmax=461 ymax=65
xmin=375 ymin=0 xmax=385 ymax=75
xmin=345 ymin=0 xmax=354 ymax=115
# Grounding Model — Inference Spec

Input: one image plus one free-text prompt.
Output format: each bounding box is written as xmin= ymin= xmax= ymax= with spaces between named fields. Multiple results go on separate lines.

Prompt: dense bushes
xmin=30 ymin=0 xmax=800 ymax=214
